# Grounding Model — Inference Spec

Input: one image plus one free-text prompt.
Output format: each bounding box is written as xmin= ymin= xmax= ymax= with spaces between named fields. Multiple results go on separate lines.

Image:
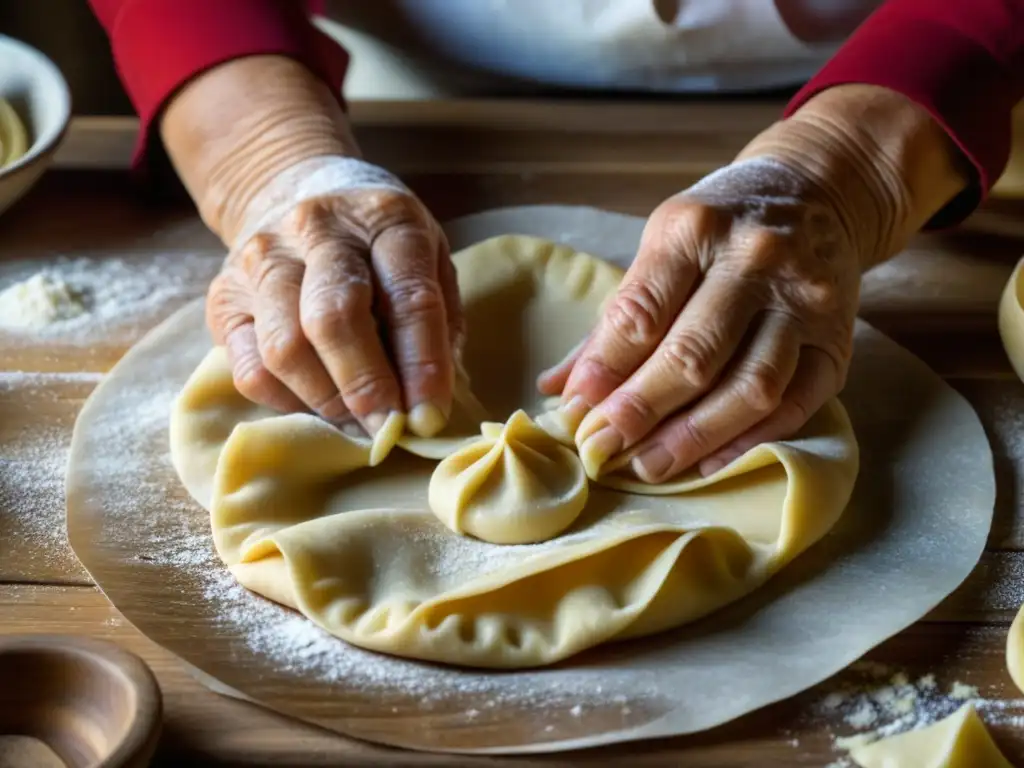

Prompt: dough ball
xmin=428 ymin=409 xmax=588 ymax=544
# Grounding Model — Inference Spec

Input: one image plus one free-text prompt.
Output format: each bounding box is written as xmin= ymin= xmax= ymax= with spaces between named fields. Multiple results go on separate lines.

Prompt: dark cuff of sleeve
xmin=785 ymin=18 xmax=1022 ymax=228
xmin=108 ymin=0 xmax=348 ymax=171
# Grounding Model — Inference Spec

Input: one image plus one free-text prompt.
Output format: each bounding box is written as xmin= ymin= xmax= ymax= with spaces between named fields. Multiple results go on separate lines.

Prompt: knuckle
xmin=301 ymin=281 xmax=374 ymax=342
xmin=733 ymin=361 xmax=786 ymax=413
xmin=205 ymin=275 xmax=249 ymax=336
xmin=252 ymin=253 xmax=301 ymax=293
xmin=232 ymin=357 xmax=278 ymax=404
xmin=740 ymin=229 xmax=787 ymax=272
xmin=610 ymin=389 xmax=660 ymax=433
xmin=339 ymin=369 xmax=396 ymax=410
xmin=238 ymin=232 xmax=279 ymax=273
xmin=673 ymin=413 xmax=711 ymax=456
xmin=796 ymin=278 xmax=840 ymax=315
xmin=660 ymin=333 xmax=718 ymax=391
xmin=399 ymin=358 xmax=447 ymax=386
xmin=605 ymin=280 xmax=668 ymax=346
xmin=784 ymin=394 xmax=813 ymax=426
xmin=386 ymin=275 xmax=445 ymax=323
xmin=258 ymin=325 xmax=306 ymax=374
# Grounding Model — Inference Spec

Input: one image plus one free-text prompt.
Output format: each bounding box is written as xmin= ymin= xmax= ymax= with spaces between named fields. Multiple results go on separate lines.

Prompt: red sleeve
xmin=88 ymin=0 xmax=349 ymax=170
xmin=785 ymin=0 xmax=1024 ymax=227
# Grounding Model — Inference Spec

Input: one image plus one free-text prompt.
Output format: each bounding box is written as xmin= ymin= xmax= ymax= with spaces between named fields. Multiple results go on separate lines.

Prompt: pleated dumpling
xmin=428 ymin=410 xmax=589 ymax=544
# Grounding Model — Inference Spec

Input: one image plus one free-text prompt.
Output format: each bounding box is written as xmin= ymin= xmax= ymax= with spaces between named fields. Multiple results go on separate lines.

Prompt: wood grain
xmin=1 ymin=585 xmax=1023 ymax=766
xmin=3 ymin=100 xmax=1024 ymax=763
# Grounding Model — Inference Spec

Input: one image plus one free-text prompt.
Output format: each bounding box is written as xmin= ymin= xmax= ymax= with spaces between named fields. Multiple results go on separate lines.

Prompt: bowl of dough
xmin=0 ymin=34 xmax=71 ymax=216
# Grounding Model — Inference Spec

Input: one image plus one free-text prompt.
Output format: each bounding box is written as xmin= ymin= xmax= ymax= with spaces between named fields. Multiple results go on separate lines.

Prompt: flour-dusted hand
xmin=156 ymin=56 xmax=464 ymax=440
xmin=205 ymin=157 xmax=463 ymax=438
xmin=540 ymin=158 xmax=860 ymax=481
xmin=538 ymin=85 xmax=970 ymax=482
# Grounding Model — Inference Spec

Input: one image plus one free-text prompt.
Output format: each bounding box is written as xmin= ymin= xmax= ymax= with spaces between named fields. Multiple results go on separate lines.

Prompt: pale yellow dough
xmin=170 ymin=234 xmax=859 ymax=669
xmin=998 ymin=258 xmax=1024 ymax=694
xmin=429 ymin=410 xmax=588 ymax=544
xmin=998 ymin=257 xmax=1024 ymax=383
xmin=849 ymin=703 xmax=1012 ymax=768
xmin=0 ymin=98 xmax=27 ymax=169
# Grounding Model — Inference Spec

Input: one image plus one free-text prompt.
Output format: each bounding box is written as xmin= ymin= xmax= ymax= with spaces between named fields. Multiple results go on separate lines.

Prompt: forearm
xmin=740 ymin=84 xmax=970 ymax=269
xmin=785 ymin=0 xmax=1024 ymax=229
xmin=159 ymin=55 xmax=359 ymax=246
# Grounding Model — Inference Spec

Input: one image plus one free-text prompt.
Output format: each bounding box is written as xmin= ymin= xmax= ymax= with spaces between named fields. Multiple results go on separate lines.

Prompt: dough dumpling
xmin=429 ymin=410 xmax=588 ymax=544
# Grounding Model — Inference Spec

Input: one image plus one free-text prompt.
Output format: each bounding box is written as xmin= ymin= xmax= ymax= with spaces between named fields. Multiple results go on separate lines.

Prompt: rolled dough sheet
xmin=848 ymin=703 xmax=1012 ymax=768
xmin=169 ymin=234 xmax=858 ymax=670
xmin=66 ymin=206 xmax=995 ymax=754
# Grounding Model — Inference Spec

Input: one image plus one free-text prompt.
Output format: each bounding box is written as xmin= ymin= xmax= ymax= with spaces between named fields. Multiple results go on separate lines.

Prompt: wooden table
xmin=5 ymin=101 xmax=1024 ymax=766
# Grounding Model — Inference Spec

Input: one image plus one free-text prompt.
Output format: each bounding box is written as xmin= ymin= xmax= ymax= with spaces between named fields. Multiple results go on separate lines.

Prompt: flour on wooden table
xmin=0 ymin=273 xmax=86 ymax=329
xmin=803 ymin=659 xmax=1024 ymax=763
xmin=0 ymin=372 xmax=102 ymax=576
xmin=0 ymin=252 xmax=220 ymax=343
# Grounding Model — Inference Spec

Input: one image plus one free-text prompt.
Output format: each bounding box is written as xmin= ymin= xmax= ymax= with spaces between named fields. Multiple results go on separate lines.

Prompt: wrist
xmin=738 ymin=84 xmax=971 ymax=268
xmin=159 ymin=55 xmax=360 ymax=245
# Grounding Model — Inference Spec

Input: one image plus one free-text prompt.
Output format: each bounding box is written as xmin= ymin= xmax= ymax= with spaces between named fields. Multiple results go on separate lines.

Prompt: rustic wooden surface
xmin=4 ymin=101 xmax=1024 ymax=765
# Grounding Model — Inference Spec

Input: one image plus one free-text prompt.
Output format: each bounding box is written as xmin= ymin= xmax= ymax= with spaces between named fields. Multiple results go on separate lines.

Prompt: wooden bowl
xmin=0 ymin=635 xmax=162 ymax=768
xmin=0 ymin=34 xmax=71 ymax=216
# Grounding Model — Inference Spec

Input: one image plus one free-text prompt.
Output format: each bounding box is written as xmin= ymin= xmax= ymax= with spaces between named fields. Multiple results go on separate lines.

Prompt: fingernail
xmin=408 ymin=402 xmax=448 ymax=438
xmin=575 ymin=409 xmax=609 ymax=445
xmin=699 ymin=457 xmax=727 ymax=477
xmin=631 ymin=444 xmax=674 ymax=483
xmin=560 ymin=395 xmax=589 ymax=419
xmin=318 ymin=395 xmax=350 ymax=424
xmin=579 ymin=425 xmax=623 ymax=478
xmin=369 ymin=411 xmax=405 ymax=465
xmin=364 ymin=410 xmax=403 ymax=437
xmin=336 ymin=419 xmax=367 ymax=439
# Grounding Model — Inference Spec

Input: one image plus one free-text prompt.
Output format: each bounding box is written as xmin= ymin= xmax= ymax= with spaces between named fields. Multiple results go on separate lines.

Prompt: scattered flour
xmin=0 ymin=252 xmax=220 ymax=343
xmin=0 ymin=273 xmax=86 ymax=328
xmin=0 ymin=371 xmax=103 ymax=577
xmin=810 ymin=661 xmax=1024 ymax=757
xmin=66 ymin=360 xmax=653 ymax=725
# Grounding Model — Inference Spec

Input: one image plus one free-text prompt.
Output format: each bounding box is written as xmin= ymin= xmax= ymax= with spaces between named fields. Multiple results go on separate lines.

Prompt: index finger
xmin=560 ymin=207 xmax=704 ymax=407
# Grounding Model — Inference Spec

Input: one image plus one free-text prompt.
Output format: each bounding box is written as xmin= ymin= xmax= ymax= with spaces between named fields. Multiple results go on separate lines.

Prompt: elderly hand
xmin=538 ymin=85 xmax=970 ymax=483
xmin=159 ymin=56 xmax=462 ymax=439
xmin=206 ymin=159 xmax=462 ymax=439
xmin=540 ymin=158 xmax=860 ymax=481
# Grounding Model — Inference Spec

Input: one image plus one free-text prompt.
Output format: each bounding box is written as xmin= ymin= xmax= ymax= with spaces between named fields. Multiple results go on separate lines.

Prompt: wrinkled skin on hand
xmin=539 ymin=158 xmax=861 ymax=482
xmin=206 ymin=187 xmax=464 ymax=438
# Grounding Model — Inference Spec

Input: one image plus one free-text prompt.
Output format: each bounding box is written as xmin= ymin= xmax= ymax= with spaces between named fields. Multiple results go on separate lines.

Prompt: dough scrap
xmin=429 ymin=410 xmax=589 ymax=544
xmin=170 ymin=234 xmax=859 ymax=669
xmin=848 ymin=703 xmax=1012 ymax=768
xmin=997 ymin=258 xmax=1024 ymax=697
xmin=998 ymin=257 xmax=1024 ymax=382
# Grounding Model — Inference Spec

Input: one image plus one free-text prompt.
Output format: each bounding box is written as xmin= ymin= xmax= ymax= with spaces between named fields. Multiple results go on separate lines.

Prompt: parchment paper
xmin=66 ymin=205 xmax=995 ymax=754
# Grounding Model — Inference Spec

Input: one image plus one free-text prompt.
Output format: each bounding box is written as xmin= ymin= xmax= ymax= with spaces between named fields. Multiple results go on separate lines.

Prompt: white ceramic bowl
xmin=0 ymin=34 xmax=71 ymax=216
